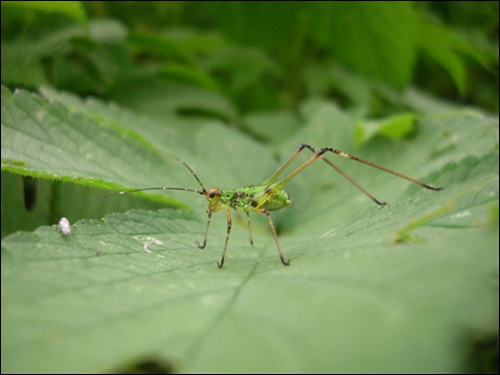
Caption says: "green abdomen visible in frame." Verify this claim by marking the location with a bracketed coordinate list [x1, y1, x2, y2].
[220, 185, 291, 212]
[261, 189, 291, 211]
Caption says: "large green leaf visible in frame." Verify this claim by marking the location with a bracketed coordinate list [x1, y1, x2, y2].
[1, 86, 197, 203]
[1, 87, 498, 372]
[312, 2, 418, 88]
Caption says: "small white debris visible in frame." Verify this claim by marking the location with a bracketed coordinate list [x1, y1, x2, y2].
[133, 236, 163, 254]
[58, 217, 71, 235]
[143, 237, 163, 254]
[451, 210, 471, 219]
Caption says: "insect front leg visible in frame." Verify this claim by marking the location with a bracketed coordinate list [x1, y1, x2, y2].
[197, 209, 213, 249]
[217, 208, 233, 268]
[261, 209, 290, 266]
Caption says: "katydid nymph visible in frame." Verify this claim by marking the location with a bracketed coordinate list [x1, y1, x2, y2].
[56, 144, 444, 268]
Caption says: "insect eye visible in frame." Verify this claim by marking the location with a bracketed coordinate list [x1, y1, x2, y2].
[208, 189, 219, 198]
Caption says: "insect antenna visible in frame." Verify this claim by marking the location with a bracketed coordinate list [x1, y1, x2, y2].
[28, 156, 207, 226]
[166, 154, 208, 194]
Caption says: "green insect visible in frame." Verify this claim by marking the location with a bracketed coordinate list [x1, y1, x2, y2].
[90, 144, 443, 268]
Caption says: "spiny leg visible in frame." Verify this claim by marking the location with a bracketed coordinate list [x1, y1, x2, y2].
[246, 211, 254, 246]
[263, 145, 338, 201]
[266, 143, 443, 207]
[262, 143, 313, 187]
[319, 147, 443, 190]
[197, 210, 213, 249]
[303, 145, 390, 206]
[217, 208, 233, 268]
[261, 209, 290, 266]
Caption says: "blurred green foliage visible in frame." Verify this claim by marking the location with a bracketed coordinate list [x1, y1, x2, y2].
[2, 1, 498, 131]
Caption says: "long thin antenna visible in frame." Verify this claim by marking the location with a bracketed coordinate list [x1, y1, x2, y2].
[91, 186, 204, 205]
[37, 186, 203, 223]
[164, 154, 207, 193]
[30, 156, 207, 224]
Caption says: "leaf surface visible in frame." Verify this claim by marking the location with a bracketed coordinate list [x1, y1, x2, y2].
[1, 87, 498, 373]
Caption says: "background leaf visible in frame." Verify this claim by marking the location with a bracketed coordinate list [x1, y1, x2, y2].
[2, 1, 87, 25]
[312, 2, 418, 88]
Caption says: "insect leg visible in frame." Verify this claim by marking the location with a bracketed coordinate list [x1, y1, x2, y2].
[262, 144, 315, 187]
[246, 211, 254, 246]
[261, 209, 290, 266]
[320, 147, 444, 191]
[269, 144, 443, 207]
[217, 208, 233, 268]
[197, 210, 213, 249]
[307, 145, 390, 206]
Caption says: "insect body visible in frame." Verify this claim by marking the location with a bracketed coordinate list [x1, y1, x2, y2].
[192, 144, 443, 267]
[59, 144, 444, 267]
[198, 184, 292, 268]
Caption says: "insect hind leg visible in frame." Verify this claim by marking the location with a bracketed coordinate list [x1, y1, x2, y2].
[312, 146, 389, 206]
[197, 210, 213, 249]
[268, 144, 389, 206]
[301, 144, 442, 206]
